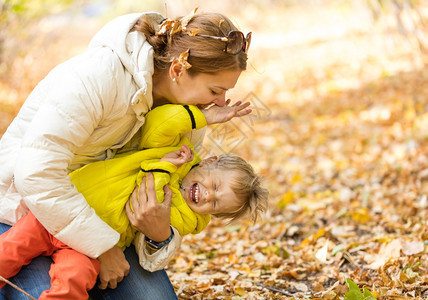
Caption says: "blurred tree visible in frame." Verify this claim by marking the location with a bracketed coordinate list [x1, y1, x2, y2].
[365, 0, 427, 53]
[1, 0, 78, 25]
[0, 0, 83, 74]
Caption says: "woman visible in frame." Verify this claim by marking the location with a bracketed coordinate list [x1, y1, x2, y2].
[0, 10, 251, 299]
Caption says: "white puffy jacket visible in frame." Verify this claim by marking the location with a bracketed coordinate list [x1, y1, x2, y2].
[0, 13, 204, 270]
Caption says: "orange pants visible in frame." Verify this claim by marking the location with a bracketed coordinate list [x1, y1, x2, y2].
[0, 212, 100, 299]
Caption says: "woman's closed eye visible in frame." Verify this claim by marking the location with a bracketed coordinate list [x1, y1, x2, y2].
[210, 89, 220, 95]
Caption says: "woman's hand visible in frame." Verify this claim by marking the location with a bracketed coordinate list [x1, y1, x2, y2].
[97, 245, 130, 289]
[200, 100, 252, 125]
[126, 172, 172, 242]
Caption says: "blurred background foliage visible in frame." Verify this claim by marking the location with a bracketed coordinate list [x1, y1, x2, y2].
[0, 0, 425, 132]
[1, 1, 428, 297]
[0, 0, 427, 135]
[0, 0, 427, 138]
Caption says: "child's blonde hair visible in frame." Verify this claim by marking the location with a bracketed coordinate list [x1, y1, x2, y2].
[211, 153, 268, 223]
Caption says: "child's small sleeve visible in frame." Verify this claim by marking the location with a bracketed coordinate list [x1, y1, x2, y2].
[139, 105, 207, 149]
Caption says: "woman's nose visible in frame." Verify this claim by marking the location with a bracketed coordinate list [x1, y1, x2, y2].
[213, 95, 226, 107]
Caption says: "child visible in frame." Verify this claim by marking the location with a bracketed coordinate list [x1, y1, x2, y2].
[0, 104, 268, 299]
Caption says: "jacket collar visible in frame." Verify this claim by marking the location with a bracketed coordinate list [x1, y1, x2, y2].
[89, 12, 166, 120]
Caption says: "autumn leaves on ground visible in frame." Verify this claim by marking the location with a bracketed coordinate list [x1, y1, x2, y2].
[1, 1, 428, 299]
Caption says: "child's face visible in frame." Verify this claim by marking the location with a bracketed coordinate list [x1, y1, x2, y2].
[180, 158, 242, 215]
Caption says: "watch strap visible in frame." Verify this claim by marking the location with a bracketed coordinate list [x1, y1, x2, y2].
[144, 226, 174, 249]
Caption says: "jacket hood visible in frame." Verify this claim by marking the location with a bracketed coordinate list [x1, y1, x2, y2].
[88, 12, 165, 115]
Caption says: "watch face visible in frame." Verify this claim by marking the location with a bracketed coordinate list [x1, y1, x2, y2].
[147, 241, 161, 249]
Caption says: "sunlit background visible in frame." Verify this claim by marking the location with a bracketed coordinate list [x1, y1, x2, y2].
[1, 0, 428, 298]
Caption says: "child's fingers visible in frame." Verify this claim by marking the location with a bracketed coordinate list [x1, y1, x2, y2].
[237, 108, 252, 117]
[98, 280, 108, 290]
[237, 101, 250, 109]
[181, 145, 191, 155]
[185, 147, 193, 161]
[231, 100, 242, 107]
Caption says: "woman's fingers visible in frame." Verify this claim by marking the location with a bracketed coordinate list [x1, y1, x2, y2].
[126, 178, 148, 225]
[163, 185, 172, 207]
[145, 173, 156, 203]
[125, 200, 135, 223]
[138, 175, 148, 202]
[125, 186, 138, 220]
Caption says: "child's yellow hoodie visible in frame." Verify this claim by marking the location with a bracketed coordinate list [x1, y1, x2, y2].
[69, 105, 211, 249]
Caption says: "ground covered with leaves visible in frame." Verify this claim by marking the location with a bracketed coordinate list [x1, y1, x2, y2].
[165, 2, 428, 299]
[1, 1, 428, 299]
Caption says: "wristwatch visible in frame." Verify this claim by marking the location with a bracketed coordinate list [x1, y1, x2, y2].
[144, 226, 174, 250]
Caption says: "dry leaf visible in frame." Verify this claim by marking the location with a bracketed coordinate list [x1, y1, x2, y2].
[178, 49, 192, 69]
[183, 28, 199, 37]
[316, 240, 333, 264]
[180, 7, 198, 31]
[401, 240, 425, 256]
[367, 239, 402, 269]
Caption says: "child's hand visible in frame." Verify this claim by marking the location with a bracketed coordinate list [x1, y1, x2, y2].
[200, 100, 252, 125]
[161, 144, 194, 167]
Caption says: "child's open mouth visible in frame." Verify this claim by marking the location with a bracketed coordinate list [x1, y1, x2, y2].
[189, 183, 200, 204]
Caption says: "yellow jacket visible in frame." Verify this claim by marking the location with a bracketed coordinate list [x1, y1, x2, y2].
[69, 105, 211, 249]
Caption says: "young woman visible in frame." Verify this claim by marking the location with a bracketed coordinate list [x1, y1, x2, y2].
[0, 10, 251, 299]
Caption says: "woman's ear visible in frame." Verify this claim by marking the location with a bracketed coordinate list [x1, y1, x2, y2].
[169, 58, 184, 82]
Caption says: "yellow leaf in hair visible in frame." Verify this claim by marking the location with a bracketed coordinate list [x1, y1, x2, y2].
[181, 7, 198, 30]
[219, 19, 225, 27]
[157, 20, 174, 35]
[184, 28, 199, 37]
[170, 21, 182, 35]
[178, 49, 192, 69]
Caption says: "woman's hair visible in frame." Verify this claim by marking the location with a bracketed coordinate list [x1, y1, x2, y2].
[134, 12, 248, 75]
[211, 153, 269, 223]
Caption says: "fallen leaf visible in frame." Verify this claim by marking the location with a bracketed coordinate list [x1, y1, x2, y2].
[402, 240, 425, 256]
[367, 239, 401, 269]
